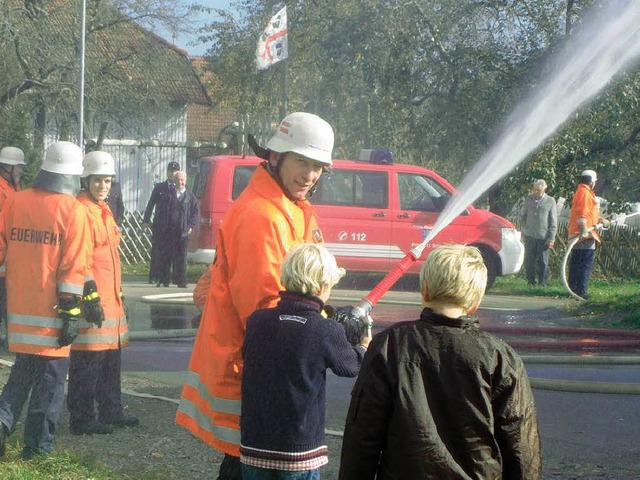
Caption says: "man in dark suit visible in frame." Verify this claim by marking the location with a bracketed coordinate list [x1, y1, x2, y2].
[157, 170, 199, 287]
[142, 161, 181, 285]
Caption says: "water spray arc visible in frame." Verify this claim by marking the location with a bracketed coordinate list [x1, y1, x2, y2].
[355, 2, 640, 317]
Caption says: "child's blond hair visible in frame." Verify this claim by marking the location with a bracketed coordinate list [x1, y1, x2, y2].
[281, 243, 345, 296]
[419, 244, 487, 312]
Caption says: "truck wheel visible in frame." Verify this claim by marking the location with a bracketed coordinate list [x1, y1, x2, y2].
[476, 246, 499, 292]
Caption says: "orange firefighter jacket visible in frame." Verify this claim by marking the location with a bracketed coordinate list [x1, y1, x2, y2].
[192, 264, 212, 311]
[0, 175, 19, 213]
[0, 175, 19, 278]
[72, 191, 128, 351]
[0, 188, 90, 357]
[568, 183, 601, 243]
[176, 164, 323, 456]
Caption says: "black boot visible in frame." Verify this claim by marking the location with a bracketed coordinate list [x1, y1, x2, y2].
[70, 420, 114, 435]
[103, 413, 140, 428]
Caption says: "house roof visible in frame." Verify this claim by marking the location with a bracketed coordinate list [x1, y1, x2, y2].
[188, 57, 238, 142]
[89, 23, 212, 106]
[5, 0, 211, 106]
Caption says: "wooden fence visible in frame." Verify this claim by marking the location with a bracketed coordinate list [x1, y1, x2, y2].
[118, 211, 152, 265]
[513, 220, 640, 280]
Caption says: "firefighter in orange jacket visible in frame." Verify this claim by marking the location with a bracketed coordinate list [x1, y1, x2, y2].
[567, 169, 609, 300]
[67, 151, 139, 436]
[176, 112, 334, 480]
[0, 146, 25, 211]
[0, 146, 26, 340]
[0, 141, 92, 460]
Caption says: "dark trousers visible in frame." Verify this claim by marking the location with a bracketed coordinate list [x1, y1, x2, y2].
[68, 349, 123, 426]
[157, 231, 188, 286]
[524, 236, 550, 286]
[218, 454, 243, 480]
[0, 353, 69, 453]
[149, 235, 160, 282]
[568, 248, 595, 298]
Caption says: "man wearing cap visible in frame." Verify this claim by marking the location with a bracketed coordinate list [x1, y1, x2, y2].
[0, 146, 27, 341]
[567, 169, 609, 300]
[176, 112, 334, 480]
[143, 161, 181, 285]
[0, 141, 91, 459]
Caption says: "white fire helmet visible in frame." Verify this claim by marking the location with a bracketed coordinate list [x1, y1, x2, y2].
[41, 142, 84, 175]
[82, 151, 116, 178]
[266, 112, 334, 166]
[581, 169, 598, 182]
[0, 146, 26, 166]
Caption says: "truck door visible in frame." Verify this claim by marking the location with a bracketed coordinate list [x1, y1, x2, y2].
[391, 172, 467, 273]
[312, 169, 392, 273]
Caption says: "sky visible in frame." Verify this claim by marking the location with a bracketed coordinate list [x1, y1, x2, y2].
[156, 0, 235, 57]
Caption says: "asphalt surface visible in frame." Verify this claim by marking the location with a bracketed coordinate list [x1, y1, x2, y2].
[2, 278, 639, 478]
[116, 278, 640, 478]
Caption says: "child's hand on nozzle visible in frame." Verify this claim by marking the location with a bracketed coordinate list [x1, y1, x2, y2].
[359, 315, 373, 348]
[359, 335, 372, 349]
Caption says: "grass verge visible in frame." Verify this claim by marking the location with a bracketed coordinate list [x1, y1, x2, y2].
[0, 442, 119, 480]
[122, 262, 208, 283]
[492, 276, 640, 328]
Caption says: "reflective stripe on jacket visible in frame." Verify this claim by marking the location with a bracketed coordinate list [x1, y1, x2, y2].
[176, 164, 323, 456]
[0, 188, 90, 357]
[568, 183, 600, 242]
[72, 191, 128, 351]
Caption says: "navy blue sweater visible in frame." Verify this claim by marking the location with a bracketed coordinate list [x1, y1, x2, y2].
[240, 291, 366, 461]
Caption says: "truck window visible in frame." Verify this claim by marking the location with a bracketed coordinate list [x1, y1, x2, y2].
[398, 173, 451, 211]
[232, 166, 257, 199]
[313, 171, 388, 208]
[194, 162, 212, 199]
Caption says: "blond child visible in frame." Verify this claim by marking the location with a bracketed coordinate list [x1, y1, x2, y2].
[339, 244, 542, 480]
[240, 243, 371, 480]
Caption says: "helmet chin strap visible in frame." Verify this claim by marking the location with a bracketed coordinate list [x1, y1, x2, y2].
[265, 154, 322, 201]
[0, 165, 14, 186]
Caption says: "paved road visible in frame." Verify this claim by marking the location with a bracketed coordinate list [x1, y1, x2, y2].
[120, 280, 640, 478]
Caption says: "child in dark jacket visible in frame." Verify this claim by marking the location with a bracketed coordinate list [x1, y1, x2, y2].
[339, 244, 542, 480]
[240, 243, 371, 480]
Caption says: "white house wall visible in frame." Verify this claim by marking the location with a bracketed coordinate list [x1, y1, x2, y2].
[44, 104, 189, 213]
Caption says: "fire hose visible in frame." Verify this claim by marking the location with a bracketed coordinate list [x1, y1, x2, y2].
[351, 238, 431, 334]
[561, 223, 609, 301]
[561, 236, 586, 302]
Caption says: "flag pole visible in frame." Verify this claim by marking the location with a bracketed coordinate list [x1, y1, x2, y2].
[280, 59, 288, 119]
[79, 0, 87, 149]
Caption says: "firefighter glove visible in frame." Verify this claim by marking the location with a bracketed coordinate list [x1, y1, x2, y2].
[328, 305, 373, 346]
[57, 296, 82, 347]
[82, 281, 105, 328]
